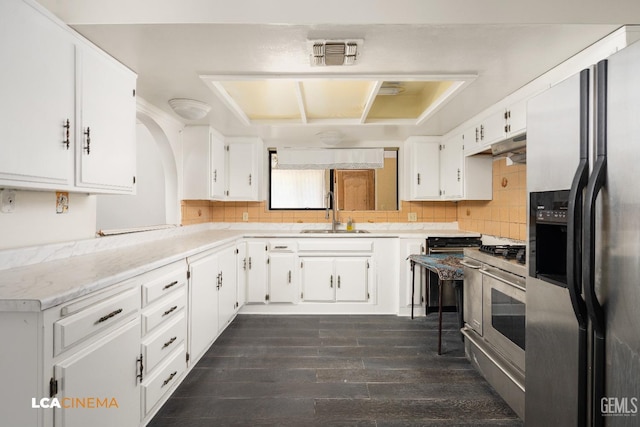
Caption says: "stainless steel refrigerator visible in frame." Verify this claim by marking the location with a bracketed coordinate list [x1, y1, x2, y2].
[526, 40, 640, 426]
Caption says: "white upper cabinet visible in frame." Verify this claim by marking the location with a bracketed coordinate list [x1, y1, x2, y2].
[439, 135, 464, 199]
[0, 0, 75, 189]
[505, 98, 527, 137]
[0, 0, 137, 194]
[210, 134, 226, 199]
[75, 46, 137, 193]
[226, 138, 261, 201]
[183, 128, 263, 201]
[405, 137, 440, 200]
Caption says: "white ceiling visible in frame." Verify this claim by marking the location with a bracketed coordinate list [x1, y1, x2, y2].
[36, 0, 640, 144]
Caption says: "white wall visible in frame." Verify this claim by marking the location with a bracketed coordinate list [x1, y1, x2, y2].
[0, 191, 96, 250]
[96, 124, 167, 231]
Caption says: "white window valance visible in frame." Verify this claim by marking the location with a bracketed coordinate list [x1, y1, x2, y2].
[276, 148, 384, 170]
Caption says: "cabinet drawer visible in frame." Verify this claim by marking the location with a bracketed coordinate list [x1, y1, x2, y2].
[54, 287, 140, 356]
[142, 343, 186, 415]
[298, 240, 373, 253]
[142, 311, 186, 376]
[142, 287, 186, 336]
[142, 263, 187, 307]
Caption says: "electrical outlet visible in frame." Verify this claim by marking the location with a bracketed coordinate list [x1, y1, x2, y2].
[1, 190, 16, 213]
[408, 212, 417, 222]
[242, 212, 249, 221]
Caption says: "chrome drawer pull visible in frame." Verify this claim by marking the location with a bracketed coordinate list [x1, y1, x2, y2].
[162, 336, 177, 349]
[162, 281, 178, 291]
[162, 371, 177, 388]
[162, 305, 178, 317]
[95, 308, 123, 324]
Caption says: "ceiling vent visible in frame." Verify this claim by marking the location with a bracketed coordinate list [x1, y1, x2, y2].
[310, 40, 361, 66]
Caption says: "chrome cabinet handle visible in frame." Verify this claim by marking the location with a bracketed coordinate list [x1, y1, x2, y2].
[84, 127, 91, 154]
[337, 275, 341, 288]
[136, 354, 144, 383]
[162, 371, 177, 388]
[63, 119, 70, 149]
[162, 281, 178, 291]
[213, 169, 217, 183]
[249, 174, 252, 185]
[288, 270, 291, 283]
[417, 173, 421, 185]
[95, 308, 122, 324]
[162, 305, 178, 317]
[162, 336, 177, 349]
[330, 275, 333, 288]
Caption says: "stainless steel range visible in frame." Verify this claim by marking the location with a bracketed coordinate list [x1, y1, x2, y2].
[461, 246, 527, 420]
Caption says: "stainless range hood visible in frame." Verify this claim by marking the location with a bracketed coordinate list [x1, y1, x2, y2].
[491, 133, 527, 164]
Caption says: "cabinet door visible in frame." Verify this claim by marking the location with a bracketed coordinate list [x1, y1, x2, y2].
[0, 0, 75, 188]
[218, 246, 237, 329]
[246, 242, 268, 303]
[236, 242, 247, 308]
[54, 318, 140, 427]
[269, 254, 297, 303]
[401, 239, 425, 307]
[410, 141, 440, 199]
[335, 258, 369, 302]
[479, 110, 507, 146]
[210, 134, 226, 199]
[439, 136, 464, 198]
[76, 46, 136, 193]
[507, 98, 527, 137]
[188, 253, 219, 360]
[226, 141, 258, 200]
[301, 258, 334, 302]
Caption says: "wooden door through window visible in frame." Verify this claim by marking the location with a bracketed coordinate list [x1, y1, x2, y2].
[336, 170, 375, 211]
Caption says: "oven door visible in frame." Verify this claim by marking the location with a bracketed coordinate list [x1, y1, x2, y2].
[481, 266, 526, 372]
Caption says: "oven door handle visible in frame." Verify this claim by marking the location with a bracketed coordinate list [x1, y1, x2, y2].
[428, 247, 463, 254]
[460, 260, 482, 269]
[479, 268, 525, 292]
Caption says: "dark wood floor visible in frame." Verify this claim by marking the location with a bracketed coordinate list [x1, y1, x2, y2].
[149, 313, 523, 426]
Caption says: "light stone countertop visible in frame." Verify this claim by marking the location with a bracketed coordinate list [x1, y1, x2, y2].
[0, 224, 481, 312]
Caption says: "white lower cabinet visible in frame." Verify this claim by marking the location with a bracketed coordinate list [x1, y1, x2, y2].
[187, 244, 238, 363]
[188, 251, 220, 362]
[300, 257, 335, 302]
[245, 241, 268, 303]
[400, 239, 425, 310]
[53, 317, 141, 427]
[335, 258, 369, 302]
[268, 253, 298, 303]
[300, 257, 370, 302]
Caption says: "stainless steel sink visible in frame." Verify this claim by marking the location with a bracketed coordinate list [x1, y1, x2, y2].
[300, 229, 370, 234]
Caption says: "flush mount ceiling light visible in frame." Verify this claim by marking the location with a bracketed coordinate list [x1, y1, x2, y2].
[310, 39, 362, 66]
[377, 82, 406, 96]
[168, 98, 211, 120]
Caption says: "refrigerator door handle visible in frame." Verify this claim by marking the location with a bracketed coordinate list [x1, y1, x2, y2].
[583, 59, 608, 427]
[565, 69, 591, 427]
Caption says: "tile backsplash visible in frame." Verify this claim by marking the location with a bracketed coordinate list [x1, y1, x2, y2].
[181, 200, 458, 226]
[182, 158, 526, 241]
[457, 158, 527, 241]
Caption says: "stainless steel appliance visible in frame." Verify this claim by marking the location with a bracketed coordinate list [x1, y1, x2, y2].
[461, 247, 527, 419]
[526, 40, 640, 426]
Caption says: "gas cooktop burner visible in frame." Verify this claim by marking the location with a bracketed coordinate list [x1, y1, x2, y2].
[479, 245, 527, 264]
